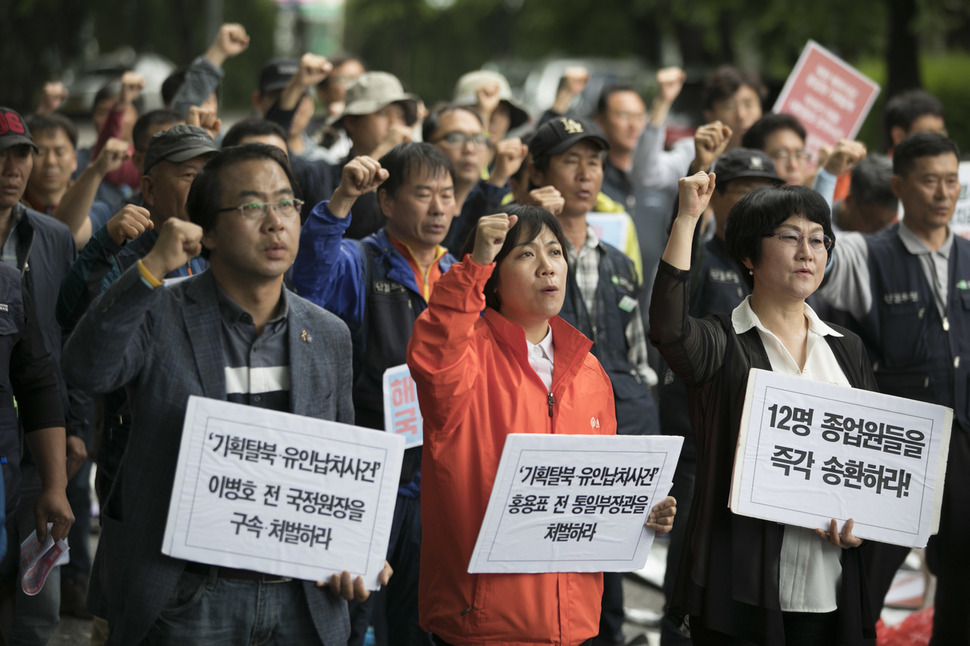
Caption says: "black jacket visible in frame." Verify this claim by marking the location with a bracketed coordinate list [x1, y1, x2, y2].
[649, 260, 879, 645]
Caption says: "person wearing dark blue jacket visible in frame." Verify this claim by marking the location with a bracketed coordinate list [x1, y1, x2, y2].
[293, 142, 456, 646]
[815, 133, 969, 645]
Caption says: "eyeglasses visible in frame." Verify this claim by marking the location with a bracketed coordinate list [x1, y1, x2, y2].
[769, 149, 811, 165]
[434, 132, 489, 148]
[216, 198, 305, 221]
[608, 111, 647, 123]
[765, 231, 833, 252]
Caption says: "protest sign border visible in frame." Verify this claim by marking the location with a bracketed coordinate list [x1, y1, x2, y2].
[732, 369, 951, 547]
[163, 396, 404, 585]
[772, 39, 881, 144]
[469, 433, 682, 574]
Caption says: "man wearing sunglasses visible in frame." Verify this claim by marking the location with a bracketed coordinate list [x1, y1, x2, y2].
[63, 143, 380, 644]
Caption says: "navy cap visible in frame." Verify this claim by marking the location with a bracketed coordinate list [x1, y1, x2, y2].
[529, 116, 609, 159]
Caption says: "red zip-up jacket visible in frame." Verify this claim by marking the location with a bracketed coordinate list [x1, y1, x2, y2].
[408, 257, 616, 646]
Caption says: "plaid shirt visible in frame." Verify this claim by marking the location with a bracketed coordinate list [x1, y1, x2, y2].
[564, 225, 656, 386]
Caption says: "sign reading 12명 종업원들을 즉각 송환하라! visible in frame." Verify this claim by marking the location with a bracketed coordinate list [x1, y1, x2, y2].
[468, 434, 682, 574]
[731, 369, 951, 548]
[162, 396, 404, 588]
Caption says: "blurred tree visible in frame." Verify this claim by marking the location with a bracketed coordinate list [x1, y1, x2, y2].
[90, 0, 278, 109]
[0, 0, 89, 111]
[0, 0, 276, 115]
[344, 0, 967, 122]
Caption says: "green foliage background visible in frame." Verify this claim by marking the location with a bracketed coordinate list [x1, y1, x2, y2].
[2, 0, 968, 149]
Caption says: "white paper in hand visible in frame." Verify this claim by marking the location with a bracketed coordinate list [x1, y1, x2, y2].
[20, 523, 69, 596]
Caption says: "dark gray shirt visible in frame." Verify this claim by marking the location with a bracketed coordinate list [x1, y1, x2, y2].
[216, 283, 291, 412]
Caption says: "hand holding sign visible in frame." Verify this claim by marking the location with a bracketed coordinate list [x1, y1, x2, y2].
[320, 560, 393, 601]
[815, 518, 863, 549]
[645, 495, 677, 535]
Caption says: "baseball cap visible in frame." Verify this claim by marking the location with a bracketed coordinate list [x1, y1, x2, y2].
[330, 72, 418, 127]
[711, 148, 784, 186]
[529, 116, 609, 159]
[143, 125, 217, 174]
[0, 107, 38, 153]
[453, 70, 530, 131]
[259, 58, 300, 95]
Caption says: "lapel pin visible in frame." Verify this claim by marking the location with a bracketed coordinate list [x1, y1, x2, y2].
[301, 329, 312, 343]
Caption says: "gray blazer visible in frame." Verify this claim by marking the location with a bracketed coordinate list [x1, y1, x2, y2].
[63, 267, 355, 645]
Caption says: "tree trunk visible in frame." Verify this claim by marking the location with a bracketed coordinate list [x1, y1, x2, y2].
[886, 0, 922, 99]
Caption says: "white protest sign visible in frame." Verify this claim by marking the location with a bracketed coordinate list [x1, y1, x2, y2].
[951, 161, 970, 240]
[732, 369, 951, 547]
[382, 364, 423, 448]
[162, 396, 404, 588]
[773, 40, 880, 160]
[587, 212, 633, 254]
[469, 434, 681, 574]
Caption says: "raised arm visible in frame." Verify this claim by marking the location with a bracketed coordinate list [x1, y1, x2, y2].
[55, 137, 129, 248]
[407, 213, 517, 434]
[170, 23, 250, 118]
[649, 172, 730, 388]
[291, 156, 387, 326]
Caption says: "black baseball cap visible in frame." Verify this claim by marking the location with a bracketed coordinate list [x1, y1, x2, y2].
[712, 148, 784, 186]
[0, 107, 38, 153]
[143, 125, 217, 174]
[529, 116, 609, 159]
[259, 58, 300, 95]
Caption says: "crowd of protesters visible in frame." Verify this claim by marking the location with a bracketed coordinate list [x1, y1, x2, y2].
[0, 18, 965, 646]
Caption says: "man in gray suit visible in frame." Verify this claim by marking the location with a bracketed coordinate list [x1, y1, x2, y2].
[63, 143, 387, 645]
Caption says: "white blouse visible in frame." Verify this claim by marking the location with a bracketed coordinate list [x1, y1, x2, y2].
[732, 297, 851, 613]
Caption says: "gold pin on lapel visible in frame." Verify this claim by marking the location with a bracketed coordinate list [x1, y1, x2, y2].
[301, 329, 312, 343]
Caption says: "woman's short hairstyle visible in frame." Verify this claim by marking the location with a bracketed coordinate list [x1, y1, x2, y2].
[460, 203, 566, 311]
[724, 184, 834, 289]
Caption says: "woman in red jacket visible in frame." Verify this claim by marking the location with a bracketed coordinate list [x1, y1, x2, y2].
[408, 204, 676, 646]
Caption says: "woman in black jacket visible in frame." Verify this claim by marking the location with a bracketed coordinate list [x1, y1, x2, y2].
[649, 172, 879, 646]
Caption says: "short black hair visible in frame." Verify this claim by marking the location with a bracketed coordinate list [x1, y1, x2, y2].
[724, 184, 834, 289]
[133, 109, 182, 153]
[849, 154, 896, 209]
[421, 104, 482, 143]
[24, 113, 77, 149]
[377, 142, 455, 200]
[162, 68, 222, 109]
[702, 65, 767, 112]
[186, 143, 301, 258]
[741, 113, 806, 152]
[884, 89, 944, 147]
[222, 118, 288, 149]
[892, 132, 960, 178]
[93, 79, 144, 115]
[460, 203, 566, 311]
[595, 84, 643, 117]
[161, 69, 186, 107]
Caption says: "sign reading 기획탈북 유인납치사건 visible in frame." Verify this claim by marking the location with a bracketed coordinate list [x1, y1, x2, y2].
[469, 433, 682, 574]
[162, 396, 404, 588]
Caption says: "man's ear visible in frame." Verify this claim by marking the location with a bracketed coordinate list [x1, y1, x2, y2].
[378, 188, 393, 220]
[742, 257, 754, 272]
[530, 165, 546, 188]
[890, 174, 903, 200]
[140, 174, 155, 208]
[890, 125, 907, 149]
[201, 229, 215, 254]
